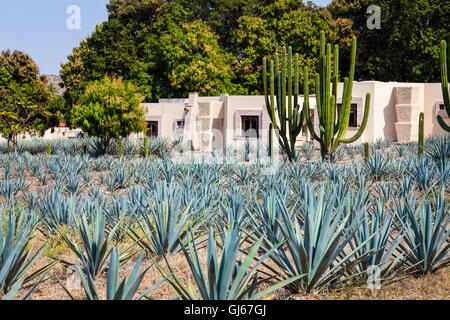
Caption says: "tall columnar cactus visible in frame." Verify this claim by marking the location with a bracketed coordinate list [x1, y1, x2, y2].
[144, 136, 149, 158]
[118, 138, 123, 157]
[263, 47, 305, 161]
[304, 32, 370, 161]
[268, 123, 273, 158]
[438, 38, 450, 132]
[364, 142, 370, 162]
[418, 112, 424, 156]
[47, 143, 51, 156]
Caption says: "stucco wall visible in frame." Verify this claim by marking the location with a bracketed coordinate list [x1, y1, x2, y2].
[425, 83, 450, 136]
[139, 82, 449, 147]
[12, 82, 446, 147]
[141, 102, 187, 139]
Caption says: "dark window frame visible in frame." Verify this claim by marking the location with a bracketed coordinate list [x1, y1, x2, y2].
[146, 121, 158, 137]
[241, 115, 259, 138]
[337, 103, 358, 128]
[176, 120, 185, 129]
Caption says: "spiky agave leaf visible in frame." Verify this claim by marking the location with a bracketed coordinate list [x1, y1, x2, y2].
[155, 225, 303, 300]
[395, 189, 450, 275]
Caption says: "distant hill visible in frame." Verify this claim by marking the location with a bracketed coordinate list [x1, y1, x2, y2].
[45, 74, 65, 96]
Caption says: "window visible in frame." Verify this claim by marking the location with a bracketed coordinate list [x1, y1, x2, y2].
[176, 120, 185, 129]
[337, 103, 358, 128]
[440, 104, 445, 110]
[146, 121, 158, 137]
[241, 115, 259, 138]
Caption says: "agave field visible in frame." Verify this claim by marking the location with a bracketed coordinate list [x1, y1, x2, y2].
[0, 135, 449, 300]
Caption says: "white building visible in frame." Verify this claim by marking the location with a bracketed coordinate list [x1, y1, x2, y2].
[134, 81, 449, 152]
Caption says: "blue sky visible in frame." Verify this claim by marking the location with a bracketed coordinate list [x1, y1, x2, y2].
[0, 0, 332, 75]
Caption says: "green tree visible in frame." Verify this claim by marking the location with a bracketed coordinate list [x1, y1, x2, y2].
[71, 77, 146, 151]
[234, 0, 353, 94]
[328, 0, 450, 82]
[60, 20, 145, 108]
[0, 50, 56, 152]
[147, 19, 241, 98]
[174, 0, 255, 51]
[60, 1, 353, 105]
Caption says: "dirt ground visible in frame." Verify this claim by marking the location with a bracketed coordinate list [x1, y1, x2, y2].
[10, 231, 450, 301]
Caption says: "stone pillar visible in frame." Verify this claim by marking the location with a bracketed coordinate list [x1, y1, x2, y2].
[183, 92, 198, 150]
[197, 102, 213, 152]
[394, 87, 420, 142]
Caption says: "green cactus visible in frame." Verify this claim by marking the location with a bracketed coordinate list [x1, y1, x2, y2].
[364, 142, 369, 161]
[7, 140, 10, 153]
[438, 38, 450, 132]
[263, 47, 305, 161]
[144, 136, 148, 158]
[304, 32, 370, 161]
[419, 112, 424, 156]
[47, 143, 51, 155]
[118, 138, 123, 157]
[268, 123, 273, 159]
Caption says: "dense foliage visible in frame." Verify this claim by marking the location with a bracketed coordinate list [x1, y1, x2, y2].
[71, 77, 146, 151]
[328, 0, 450, 82]
[0, 50, 60, 151]
[60, 0, 354, 107]
[60, 0, 449, 112]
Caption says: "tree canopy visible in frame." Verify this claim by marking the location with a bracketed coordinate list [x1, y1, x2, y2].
[0, 50, 60, 151]
[328, 0, 450, 82]
[59, 0, 449, 115]
[60, 0, 354, 107]
[71, 77, 146, 148]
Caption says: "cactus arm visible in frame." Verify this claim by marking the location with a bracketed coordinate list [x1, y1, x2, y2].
[332, 45, 339, 132]
[418, 112, 424, 156]
[335, 36, 357, 141]
[333, 78, 351, 143]
[315, 73, 322, 128]
[332, 45, 339, 103]
[292, 53, 304, 138]
[303, 67, 320, 141]
[334, 78, 349, 135]
[321, 55, 327, 127]
[320, 31, 326, 60]
[346, 36, 357, 104]
[263, 58, 279, 132]
[325, 44, 333, 149]
[282, 48, 287, 114]
[336, 92, 371, 146]
[288, 47, 293, 121]
[288, 50, 301, 157]
[438, 39, 450, 132]
[268, 123, 273, 158]
[269, 62, 278, 130]
[281, 49, 287, 135]
[437, 115, 450, 131]
[441, 40, 450, 113]
[274, 54, 279, 79]
[263, 57, 272, 120]
[333, 37, 356, 143]
[276, 72, 286, 136]
[293, 53, 299, 114]
[328, 95, 336, 149]
[364, 142, 369, 161]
